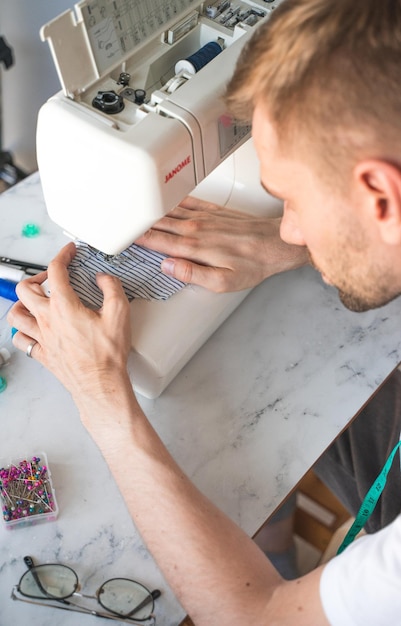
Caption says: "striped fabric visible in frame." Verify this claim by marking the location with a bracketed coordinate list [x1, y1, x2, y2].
[68, 241, 186, 308]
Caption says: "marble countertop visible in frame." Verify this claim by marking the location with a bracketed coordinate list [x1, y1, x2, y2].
[1, 173, 401, 625]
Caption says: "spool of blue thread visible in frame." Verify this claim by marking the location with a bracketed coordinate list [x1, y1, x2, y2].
[0, 278, 18, 302]
[175, 41, 223, 75]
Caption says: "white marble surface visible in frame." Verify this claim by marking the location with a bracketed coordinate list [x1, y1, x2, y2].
[1, 173, 401, 625]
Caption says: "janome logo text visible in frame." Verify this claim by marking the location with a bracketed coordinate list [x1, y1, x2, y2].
[165, 155, 191, 183]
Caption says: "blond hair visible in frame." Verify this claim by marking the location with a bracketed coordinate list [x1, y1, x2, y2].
[226, 0, 401, 188]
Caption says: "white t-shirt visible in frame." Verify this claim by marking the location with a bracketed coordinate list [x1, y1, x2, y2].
[320, 509, 401, 624]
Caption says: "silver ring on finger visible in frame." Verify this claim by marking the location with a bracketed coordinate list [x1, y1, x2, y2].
[26, 340, 38, 358]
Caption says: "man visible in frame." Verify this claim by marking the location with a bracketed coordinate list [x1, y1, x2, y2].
[135, 0, 401, 578]
[8, 0, 401, 623]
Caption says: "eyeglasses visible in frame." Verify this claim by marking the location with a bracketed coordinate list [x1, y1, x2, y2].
[11, 556, 161, 624]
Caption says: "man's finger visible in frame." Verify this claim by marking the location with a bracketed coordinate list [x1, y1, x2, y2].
[161, 258, 232, 292]
[46, 242, 77, 289]
[96, 273, 130, 317]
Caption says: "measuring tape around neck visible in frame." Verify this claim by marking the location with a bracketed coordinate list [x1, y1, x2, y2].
[337, 440, 401, 555]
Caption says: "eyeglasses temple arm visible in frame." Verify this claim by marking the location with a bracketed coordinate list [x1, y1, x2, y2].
[126, 588, 161, 617]
[11, 587, 155, 624]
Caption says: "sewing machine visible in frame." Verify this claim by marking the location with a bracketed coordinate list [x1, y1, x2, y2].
[37, 0, 284, 398]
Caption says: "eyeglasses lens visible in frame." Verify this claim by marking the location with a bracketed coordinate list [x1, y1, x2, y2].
[98, 578, 154, 619]
[19, 564, 78, 600]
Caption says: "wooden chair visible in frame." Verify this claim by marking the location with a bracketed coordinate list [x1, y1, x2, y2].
[294, 469, 350, 554]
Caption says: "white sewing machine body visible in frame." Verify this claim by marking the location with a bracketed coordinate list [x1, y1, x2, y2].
[37, 0, 284, 398]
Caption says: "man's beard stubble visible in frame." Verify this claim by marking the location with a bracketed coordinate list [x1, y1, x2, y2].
[307, 249, 399, 313]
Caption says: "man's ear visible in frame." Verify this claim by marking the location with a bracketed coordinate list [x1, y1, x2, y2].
[354, 160, 401, 245]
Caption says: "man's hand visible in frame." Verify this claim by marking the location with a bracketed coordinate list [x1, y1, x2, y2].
[137, 196, 309, 292]
[7, 242, 132, 409]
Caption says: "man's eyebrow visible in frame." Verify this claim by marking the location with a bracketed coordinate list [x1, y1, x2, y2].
[260, 181, 283, 200]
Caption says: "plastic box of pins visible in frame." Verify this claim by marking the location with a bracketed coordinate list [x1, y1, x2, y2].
[0, 452, 59, 529]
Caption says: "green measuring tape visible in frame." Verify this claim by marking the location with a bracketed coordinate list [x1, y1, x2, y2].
[337, 440, 401, 555]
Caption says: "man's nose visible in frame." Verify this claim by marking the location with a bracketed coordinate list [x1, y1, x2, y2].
[280, 204, 306, 246]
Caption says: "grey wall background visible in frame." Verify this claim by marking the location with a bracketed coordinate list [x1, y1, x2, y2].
[1, 1, 74, 173]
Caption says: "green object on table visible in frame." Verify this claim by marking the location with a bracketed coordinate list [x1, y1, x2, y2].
[22, 223, 40, 237]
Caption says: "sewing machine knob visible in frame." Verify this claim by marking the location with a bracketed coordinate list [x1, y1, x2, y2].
[117, 72, 130, 86]
[92, 90, 125, 114]
[134, 89, 146, 105]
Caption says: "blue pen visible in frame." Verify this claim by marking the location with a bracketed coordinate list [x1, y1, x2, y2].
[0, 278, 18, 302]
